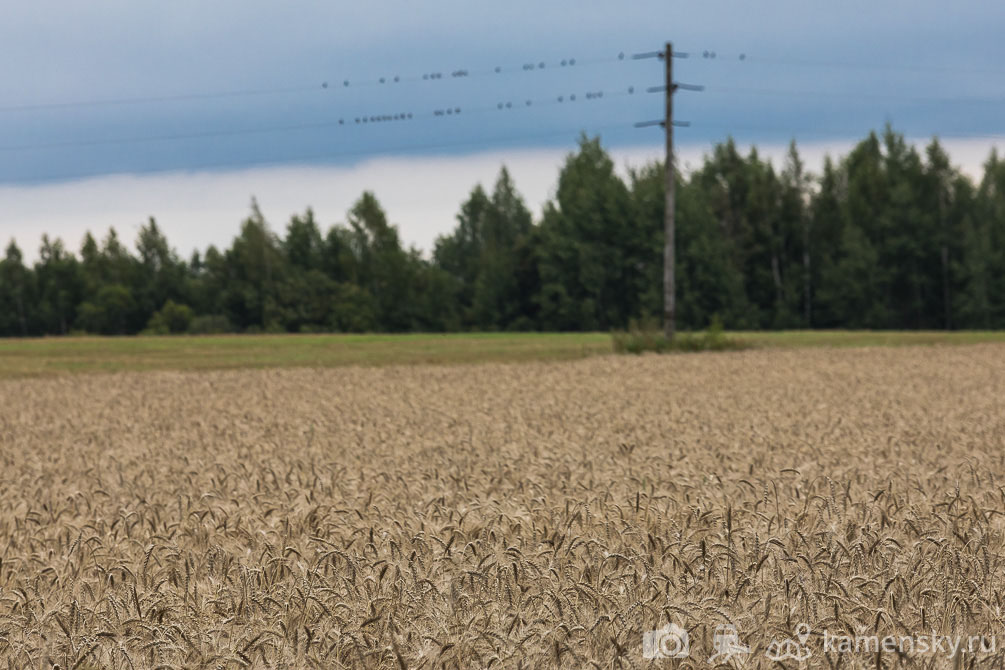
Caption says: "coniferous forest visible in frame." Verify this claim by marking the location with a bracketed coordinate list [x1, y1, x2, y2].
[2, 126, 1004, 336]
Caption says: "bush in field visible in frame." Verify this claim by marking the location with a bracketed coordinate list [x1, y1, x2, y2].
[612, 315, 747, 353]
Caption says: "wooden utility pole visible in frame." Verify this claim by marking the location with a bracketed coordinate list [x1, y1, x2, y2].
[663, 42, 676, 341]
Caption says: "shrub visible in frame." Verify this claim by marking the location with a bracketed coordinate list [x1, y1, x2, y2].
[612, 315, 748, 354]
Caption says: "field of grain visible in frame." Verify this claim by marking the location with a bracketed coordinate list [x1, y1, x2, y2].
[2, 345, 1005, 668]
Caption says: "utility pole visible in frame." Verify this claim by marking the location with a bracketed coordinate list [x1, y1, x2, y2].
[636, 44, 700, 339]
[663, 42, 676, 341]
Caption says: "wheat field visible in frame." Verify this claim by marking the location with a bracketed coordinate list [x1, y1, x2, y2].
[2, 345, 1005, 668]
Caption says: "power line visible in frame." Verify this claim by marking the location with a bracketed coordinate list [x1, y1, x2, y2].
[6, 41, 1005, 185]
[0, 51, 640, 114]
[0, 85, 325, 114]
[15, 76, 996, 157]
[4, 45, 999, 116]
[679, 48, 1005, 78]
[0, 85, 642, 153]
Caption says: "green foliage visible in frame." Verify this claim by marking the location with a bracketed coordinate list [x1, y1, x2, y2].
[435, 167, 535, 330]
[144, 300, 195, 335]
[327, 282, 377, 333]
[536, 136, 636, 330]
[612, 315, 747, 354]
[0, 241, 31, 336]
[77, 284, 137, 335]
[611, 317, 670, 354]
[3, 127, 1005, 337]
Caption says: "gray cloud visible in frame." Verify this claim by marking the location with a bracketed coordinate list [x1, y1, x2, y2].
[0, 0, 1002, 185]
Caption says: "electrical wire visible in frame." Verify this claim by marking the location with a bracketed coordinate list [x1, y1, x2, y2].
[4, 43, 1004, 183]
[0, 51, 640, 114]
[0, 86, 642, 153]
[678, 48, 1005, 78]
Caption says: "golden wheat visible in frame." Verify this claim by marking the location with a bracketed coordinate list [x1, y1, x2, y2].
[1, 345, 1004, 668]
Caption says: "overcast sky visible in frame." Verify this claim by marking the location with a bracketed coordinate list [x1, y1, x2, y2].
[2, 1, 1004, 259]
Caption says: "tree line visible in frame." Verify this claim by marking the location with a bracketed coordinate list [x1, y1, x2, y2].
[2, 125, 1004, 336]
